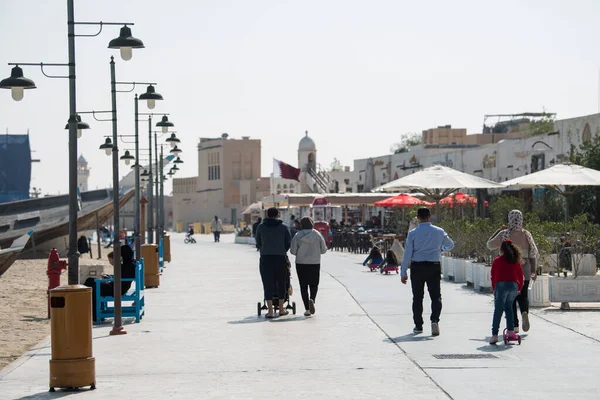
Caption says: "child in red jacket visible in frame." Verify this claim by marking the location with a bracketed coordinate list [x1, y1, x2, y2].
[490, 240, 524, 344]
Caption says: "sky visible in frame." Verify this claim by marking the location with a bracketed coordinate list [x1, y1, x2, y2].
[1, 0, 600, 196]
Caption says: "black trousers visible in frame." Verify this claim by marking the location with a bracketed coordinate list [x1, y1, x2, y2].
[213, 231, 221, 242]
[259, 255, 288, 301]
[296, 264, 320, 310]
[410, 262, 442, 327]
[513, 280, 530, 326]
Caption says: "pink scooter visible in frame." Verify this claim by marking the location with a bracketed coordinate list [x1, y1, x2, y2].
[503, 328, 522, 345]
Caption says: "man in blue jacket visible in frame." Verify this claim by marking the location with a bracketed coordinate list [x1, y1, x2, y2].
[401, 207, 454, 336]
[255, 207, 292, 318]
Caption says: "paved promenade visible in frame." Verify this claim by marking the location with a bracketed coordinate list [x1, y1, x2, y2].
[1, 233, 599, 399]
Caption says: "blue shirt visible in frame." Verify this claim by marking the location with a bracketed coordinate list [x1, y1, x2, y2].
[401, 222, 454, 277]
[363, 255, 384, 266]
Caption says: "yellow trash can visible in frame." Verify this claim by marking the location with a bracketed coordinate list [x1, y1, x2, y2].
[163, 234, 171, 263]
[49, 285, 95, 391]
[142, 244, 160, 288]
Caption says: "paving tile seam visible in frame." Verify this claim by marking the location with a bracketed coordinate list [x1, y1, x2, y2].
[83, 366, 401, 378]
[324, 271, 454, 400]
[423, 366, 515, 370]
[530, 310, 600, 344]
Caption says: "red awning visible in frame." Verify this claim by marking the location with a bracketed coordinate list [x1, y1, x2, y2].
[374, 193, 432, 208]
[439, 192, 488, 208]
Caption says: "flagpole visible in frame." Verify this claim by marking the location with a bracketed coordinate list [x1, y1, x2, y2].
[271, 172, 275, 206]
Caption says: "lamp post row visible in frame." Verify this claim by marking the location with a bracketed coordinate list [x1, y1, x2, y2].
[0, 11, 183, 335]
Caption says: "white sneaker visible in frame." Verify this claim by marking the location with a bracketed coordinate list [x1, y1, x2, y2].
[522, 312, 530, 332]
[489, 335, 499, 345]
[304, 310, 311, 317]
[431, 322, 440, 336]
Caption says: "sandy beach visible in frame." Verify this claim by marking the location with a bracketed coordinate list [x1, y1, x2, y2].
[0, 256, 112, 370]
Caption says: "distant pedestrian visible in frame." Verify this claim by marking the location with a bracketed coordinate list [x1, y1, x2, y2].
[401, 207, 454, 336]
[252, 217, 262, 252]
[255, 207, 292, 318]
[211, 216, 223, 242]
[489, 240, 524, 344]
[252, 217, 262, 238]
[487, 210, 539, 333]
[290, 217, 327, 316]
[408, 216, 419, 233]
[291, 219, 301, 238]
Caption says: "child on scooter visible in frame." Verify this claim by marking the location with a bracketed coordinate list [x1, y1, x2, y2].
[363, 246, 384, 267]
[379, 250, 399, 272]
[490, 240, 524, 344]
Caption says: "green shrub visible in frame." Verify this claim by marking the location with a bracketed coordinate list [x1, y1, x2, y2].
[489, 195, 526, 223]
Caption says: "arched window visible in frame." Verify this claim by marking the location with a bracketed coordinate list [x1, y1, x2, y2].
[307, 153, 316, 170]
[583, 123, 592, 143]
[283, 184, 288, 189]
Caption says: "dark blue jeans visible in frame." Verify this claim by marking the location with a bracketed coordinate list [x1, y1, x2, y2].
[492, 281, 518, 335]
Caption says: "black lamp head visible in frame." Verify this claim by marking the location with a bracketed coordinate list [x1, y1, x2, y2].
[108, 25, 145, 61]
[0, 65, 37, 101]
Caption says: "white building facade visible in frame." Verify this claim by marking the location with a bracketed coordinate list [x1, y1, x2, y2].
[353, 113, 600, 191]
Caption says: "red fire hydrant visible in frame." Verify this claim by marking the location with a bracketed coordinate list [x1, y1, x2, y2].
[47, 248, 67, 318]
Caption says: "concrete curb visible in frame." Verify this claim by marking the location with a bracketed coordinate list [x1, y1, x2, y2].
[0, 336, 51, 380]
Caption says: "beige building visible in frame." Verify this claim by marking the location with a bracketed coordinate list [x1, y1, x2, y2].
[173, 134, 261, 227]
[422, 123, 534, 147]
[422, 126, 467, 146]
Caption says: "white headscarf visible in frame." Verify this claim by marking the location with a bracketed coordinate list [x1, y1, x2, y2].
[502, 210, 539, 259]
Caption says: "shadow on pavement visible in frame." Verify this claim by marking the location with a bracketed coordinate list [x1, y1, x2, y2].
[228, 316, 269, 325]
[385, 334, 434, 343]
[476, 344, 512, 352]
[457, 285, 492, 296]
[268, 316, 306, 323]
[15, 389, 87, 399]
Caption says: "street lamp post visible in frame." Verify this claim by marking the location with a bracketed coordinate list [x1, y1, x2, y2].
[1, 18, 142, 286]
[148, 143, 182, 235]
[107, 64, 159, 335]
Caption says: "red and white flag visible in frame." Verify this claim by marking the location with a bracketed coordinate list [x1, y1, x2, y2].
[273, 158, 300, 182]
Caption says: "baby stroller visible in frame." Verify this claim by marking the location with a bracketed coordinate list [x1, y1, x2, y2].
[257, 262, 297, 316]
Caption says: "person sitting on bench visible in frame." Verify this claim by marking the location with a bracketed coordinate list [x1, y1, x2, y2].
[84, 244, 136, 321]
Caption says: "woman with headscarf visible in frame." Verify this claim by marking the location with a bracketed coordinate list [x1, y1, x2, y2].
[487, 210, 539, 333]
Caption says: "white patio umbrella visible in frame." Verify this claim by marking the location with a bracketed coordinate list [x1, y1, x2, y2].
[373, 165, 504, 216]
[503, 163, 600, 221]
[241, 201, 263, 215]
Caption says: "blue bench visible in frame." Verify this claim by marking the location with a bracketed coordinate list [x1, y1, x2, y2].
[159, 236, 164, 273]
[94, 259, 145, 324]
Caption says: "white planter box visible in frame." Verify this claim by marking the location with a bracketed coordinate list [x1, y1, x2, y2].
[452, 259, 467, 284]
[474, 264, 492, 292]
[529, 275, 551, 307]
[441, 256, 448, 278]
[234, 236, 256, 245]
[549, 276, 600, 303]
[575, 254, 597, 277]
[443, 257, 453, 281]
[466, 262, 476, 286]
